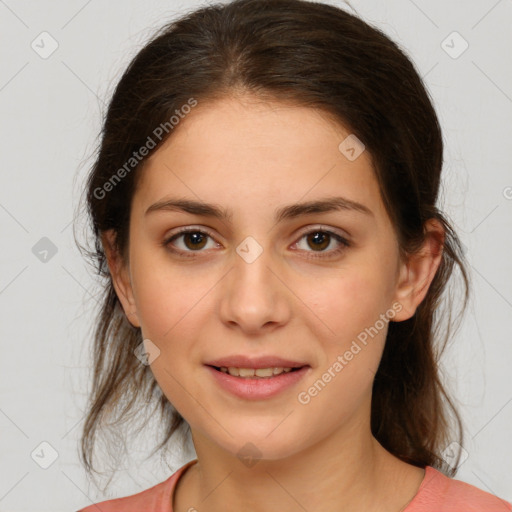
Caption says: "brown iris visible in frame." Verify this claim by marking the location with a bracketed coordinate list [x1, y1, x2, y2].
[183, 232, 208, 250]
[306, 231, 330, 251]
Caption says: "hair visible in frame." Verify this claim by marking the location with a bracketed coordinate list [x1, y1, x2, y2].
[76, 0, 471, 487]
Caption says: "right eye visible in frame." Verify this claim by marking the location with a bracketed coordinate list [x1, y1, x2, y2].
[162, 227, 220, 257]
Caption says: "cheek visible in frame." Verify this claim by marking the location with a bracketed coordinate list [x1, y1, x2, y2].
[129, 258, 208, 414]
[295, 272, 391, 427]
[296, 264, 395, 403]
[129, 249, 204, 339]
[300, 266, 391, 340]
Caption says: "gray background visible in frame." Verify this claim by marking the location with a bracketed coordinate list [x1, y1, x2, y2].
[0, 0, 511, 510]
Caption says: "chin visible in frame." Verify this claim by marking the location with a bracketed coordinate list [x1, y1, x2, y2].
[208, 427, 309, 465]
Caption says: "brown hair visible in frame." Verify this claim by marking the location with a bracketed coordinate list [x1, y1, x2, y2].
[76, 0, 470, 487]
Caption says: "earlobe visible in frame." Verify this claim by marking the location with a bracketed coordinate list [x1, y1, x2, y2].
[391, 219, 444, 322]
[101, 230, 141, 328]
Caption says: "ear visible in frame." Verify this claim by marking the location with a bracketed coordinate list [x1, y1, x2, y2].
[101, 229, 141, 328]
[391, 219, 445, 322]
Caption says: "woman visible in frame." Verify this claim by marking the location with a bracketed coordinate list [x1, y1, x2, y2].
[76, 0, 512, 510]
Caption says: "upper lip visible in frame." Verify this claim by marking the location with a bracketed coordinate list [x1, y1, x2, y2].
[205, 355, 309, 369]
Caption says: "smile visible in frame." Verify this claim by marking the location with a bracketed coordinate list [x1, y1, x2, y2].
[216, 366, 295, 378]
[206, 365, 310, 400]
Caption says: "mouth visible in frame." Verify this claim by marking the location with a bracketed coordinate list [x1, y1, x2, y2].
[208, 365, 307, 379]
[205, 363, 311, 400]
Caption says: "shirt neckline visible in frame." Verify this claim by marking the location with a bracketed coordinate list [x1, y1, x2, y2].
[169, 461, 437, 511]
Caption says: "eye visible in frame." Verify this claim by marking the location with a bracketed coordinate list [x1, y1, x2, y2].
[163, 227, 218, 257]
[292, 227, 350, 259]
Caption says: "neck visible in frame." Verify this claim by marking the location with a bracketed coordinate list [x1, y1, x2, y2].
[174, 410, 423, 512]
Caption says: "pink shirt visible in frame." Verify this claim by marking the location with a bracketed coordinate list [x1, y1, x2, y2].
[76, 459, 512, 511]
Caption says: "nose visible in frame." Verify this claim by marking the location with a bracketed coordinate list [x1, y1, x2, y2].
[219, 240, 291, 335]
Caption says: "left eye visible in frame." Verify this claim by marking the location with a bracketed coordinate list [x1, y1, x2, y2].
[293, 229, 350, 258]
[163, 227, 350, 258]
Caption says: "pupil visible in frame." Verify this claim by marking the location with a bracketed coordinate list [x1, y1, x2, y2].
[185, 232, 207, 250]
[308, 232, 329, 251]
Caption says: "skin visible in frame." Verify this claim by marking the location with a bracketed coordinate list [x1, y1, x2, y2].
[102, 94, 444, 512]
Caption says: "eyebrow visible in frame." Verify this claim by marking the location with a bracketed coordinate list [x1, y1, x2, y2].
[145, 195, 373, 222]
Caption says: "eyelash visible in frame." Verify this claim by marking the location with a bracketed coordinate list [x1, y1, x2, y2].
[162, 226, 351, 260]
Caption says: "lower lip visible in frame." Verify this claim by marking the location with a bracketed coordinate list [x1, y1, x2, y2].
[205, 365, 310, 400]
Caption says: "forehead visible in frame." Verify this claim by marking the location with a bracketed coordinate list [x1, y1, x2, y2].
[146, 95, 357, 170]
[135, 95, 387, 225]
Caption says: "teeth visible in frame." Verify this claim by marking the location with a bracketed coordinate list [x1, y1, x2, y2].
[219, 367, 295, 378]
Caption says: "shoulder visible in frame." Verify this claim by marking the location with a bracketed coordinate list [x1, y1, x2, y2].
[75, 459, 198, 512]
[407, 466, 512, 512]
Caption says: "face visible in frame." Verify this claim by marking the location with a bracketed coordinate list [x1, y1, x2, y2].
[106, 95, 437, 462]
